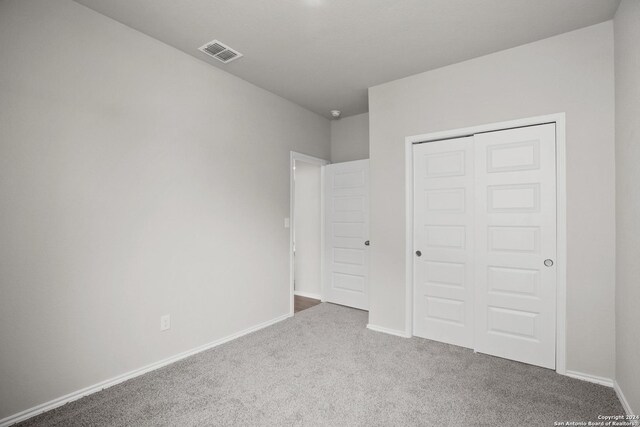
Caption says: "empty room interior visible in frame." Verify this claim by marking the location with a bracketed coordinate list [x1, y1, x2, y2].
[1, 0, 639, 425]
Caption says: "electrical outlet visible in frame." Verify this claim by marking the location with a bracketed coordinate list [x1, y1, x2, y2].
[284, 218, 290, 228]
[160, 314, 171, 331]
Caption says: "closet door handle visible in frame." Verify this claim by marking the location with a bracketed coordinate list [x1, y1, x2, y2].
[416, 250, 422, 257]
[364, 240, 370, 246]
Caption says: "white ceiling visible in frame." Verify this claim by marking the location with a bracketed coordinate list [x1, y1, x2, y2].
[74, 0, 620, 118]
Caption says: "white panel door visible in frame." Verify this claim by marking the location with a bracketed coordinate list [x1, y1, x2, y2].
[413, 137, 475, 348]
[474, 123, 557, 368]
[324, 160, 370, 310]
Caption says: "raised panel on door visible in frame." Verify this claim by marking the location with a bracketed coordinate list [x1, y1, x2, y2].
[324, 160, 370, 310]
[413, 137, 474, 348]
[474, 123, 557, 369]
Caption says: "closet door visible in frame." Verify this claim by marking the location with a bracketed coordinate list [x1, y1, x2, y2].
[413, 137, 475, 348]
[473, 124, 557, 369]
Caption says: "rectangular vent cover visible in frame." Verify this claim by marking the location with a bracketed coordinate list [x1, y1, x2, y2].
[198, 39, 243, 64]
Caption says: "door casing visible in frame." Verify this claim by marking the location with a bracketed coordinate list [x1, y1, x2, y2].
[404, 113, 567, 375]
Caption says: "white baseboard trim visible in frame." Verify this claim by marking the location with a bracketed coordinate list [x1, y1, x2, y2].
[293, 290, 322, 300]
[564, 370, 614, 388]
[614, 381, 636, 416]
[366, 324, 411, 338]
[0, 312, 292, 427]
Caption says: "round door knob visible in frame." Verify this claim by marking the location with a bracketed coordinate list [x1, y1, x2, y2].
[364, 240, 370, 246]
[544, 259, 554, 267]
[416, 250, 422, 257]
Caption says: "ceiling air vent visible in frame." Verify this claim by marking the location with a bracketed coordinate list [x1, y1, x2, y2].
[198, 39, 243, 64]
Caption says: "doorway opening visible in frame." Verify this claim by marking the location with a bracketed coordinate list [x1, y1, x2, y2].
[289, 152, 329, 315]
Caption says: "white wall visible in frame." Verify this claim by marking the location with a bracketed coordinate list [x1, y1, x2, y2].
[294, 161, 322, 298]
[330, 113, 369, 162]
[614, 0, 640, 414]
[368, 22, 615, 379]
[0, 0, 330, 420]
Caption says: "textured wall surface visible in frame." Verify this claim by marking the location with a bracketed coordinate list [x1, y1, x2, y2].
[369, 22, 615, 380]
[331, 113, 369, 163]
[0, 0, 329, 419]
[614, 0, 640, 415]
[294, 161, 322, 297]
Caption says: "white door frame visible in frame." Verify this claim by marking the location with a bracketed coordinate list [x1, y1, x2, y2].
[289, 151, 330, 316]
[404, 113, 567, 375]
